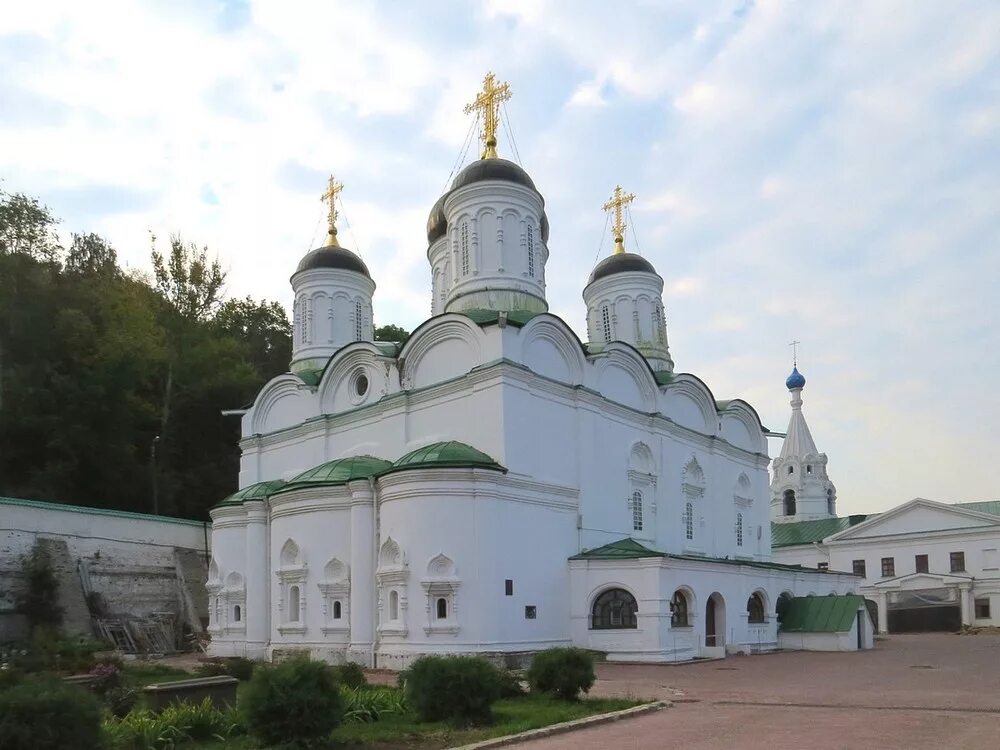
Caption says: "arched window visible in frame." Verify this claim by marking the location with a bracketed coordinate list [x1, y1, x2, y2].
[747, 592, 765, 624]
[333, 601, 342, 620]
[436, 597, 448, 620]
[601, 305, 611, 342]
[389, 590, 399, 621]
[685, 501, 694, 540]
[630, 490, 643, 532]
[461, 222, 470, 276]
[670, 590, 689, 627]
[783, 489, 796, 516]
[527, 225, 535, 277]
[289, 586, 301, 622]
[354, 300, 363, 341]
[736, 512, 744, 547]
[827, 488, 835, 515]
[591, 588, 638, 630]
[787, 465, 794, 474]
[233, 605, 241, 623]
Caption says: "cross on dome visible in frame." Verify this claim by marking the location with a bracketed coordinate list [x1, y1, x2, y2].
[603, 185, 636, 255]
[464, 72, 512, 160]
[320, 175, 344, 248]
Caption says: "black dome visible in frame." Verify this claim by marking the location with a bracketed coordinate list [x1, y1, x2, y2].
[294, 244, 371, 278]
[588, 253, 657, 284]
[541, 212, 550, 242]
[427, 192, 449, 244]
[452, 158, 537, 192]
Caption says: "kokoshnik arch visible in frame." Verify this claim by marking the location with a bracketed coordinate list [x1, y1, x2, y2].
[207, 73, 864, 667]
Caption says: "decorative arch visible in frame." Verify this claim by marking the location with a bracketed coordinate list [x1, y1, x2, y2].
[747, 590, 768, 624]
[519, 316, 586, 385]
[682, 456, 706, 489]
[225, 571, 243, 589]
[426, 552, 456, 578]
[662, 374, 718, 435]
[316, 343, 387, 412]
[718, 400, 767, 453]
[208, 558, 221, 583]
[629, 441, 656, 475]
[323, 557, 349, 583]
[422, 552, 461, 635]
[276, 539, 307, 634]
[592, 343, 659, 412]
[379, 537, 404, 569]
[670, 586, 695, 628]
[249, 375, 315, 435]
[280, 538, 303, 568]
[590, 587, 639, 630]
[376, 536, 409, 638]
[398, 315, 485, 390]
[318, 557, 350, 635]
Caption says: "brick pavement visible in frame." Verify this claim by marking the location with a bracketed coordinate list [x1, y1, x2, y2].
[521, 634, 1000, 750]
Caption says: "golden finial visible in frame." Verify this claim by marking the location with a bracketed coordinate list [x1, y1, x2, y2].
[602, 185, 636, 255]
[464, 72, 512, 160]
[320, 175, 344, 247]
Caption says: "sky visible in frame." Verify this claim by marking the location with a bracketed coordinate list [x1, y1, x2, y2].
[1, 1, 998, 515]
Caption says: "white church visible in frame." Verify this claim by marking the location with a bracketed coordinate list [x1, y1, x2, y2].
[207, 75, 865, 668]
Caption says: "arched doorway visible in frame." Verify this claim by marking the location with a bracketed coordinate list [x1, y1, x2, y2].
[705, 592, 726, 651]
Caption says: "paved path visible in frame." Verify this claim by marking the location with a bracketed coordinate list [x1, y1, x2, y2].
[521, 634, 1000, 750]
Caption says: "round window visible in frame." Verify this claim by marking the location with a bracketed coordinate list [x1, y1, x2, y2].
[354, 372, 369, 397]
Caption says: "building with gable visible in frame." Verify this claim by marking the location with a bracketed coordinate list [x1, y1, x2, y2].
[207, 75, 860, 668]
[769, 365, 1000, 633]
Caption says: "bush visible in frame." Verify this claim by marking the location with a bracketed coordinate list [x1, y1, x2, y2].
[402, 655, 501, 725]
[104, 685, 140, 718]
[341, 685, 406, 723]
[241, 656, 344, 747]
[15, 544, 63, 632]
[333, 661, 367, 689]
[527, 647, 595, 701]
[497, 667, 526, 698]
[6, 630, 104, 674]
[0, 667, 25, 691]
[0, 676, 103, 750]
[195, 656, 256, 681]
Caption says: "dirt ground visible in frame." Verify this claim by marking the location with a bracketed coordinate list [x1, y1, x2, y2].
[519, 634, 1000, 750]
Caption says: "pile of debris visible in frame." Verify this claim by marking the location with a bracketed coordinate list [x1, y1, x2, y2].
[94, 612, 179, 654]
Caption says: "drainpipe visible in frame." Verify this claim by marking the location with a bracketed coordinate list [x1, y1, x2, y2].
[369, 476, 380, 669]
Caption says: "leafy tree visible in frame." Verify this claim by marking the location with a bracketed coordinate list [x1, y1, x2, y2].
[0, 189, 61, 261]
[375, 323, 409, 342]
[151, 234, 225, 321]
[215, 297, 292, 380]
[64, 233, 118, 277]
[15, 543, 63, 632]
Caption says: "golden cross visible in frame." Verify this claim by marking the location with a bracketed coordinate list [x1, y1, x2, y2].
[790, 340, 801, 366]
[602, 185, 636, 255]
[320, 175, 343, 247]
[464, 72, 512, 160]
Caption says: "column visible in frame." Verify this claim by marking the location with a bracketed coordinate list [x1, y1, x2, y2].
[348, 480, 375, 666]
[244, 501, 269, 660]
[958, 584, 973, 627]
[876, 591, 888, 634]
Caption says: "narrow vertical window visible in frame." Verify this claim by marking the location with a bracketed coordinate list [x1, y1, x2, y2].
[289, 585, 300, 622]
[505, 579, 513, 596]
[633, 309, 640, 340]
[355, 300, 363, 341]
[631, 490, 643, 532]
[389, 590, 399, 620]
[736, 512, 744, 547]
[527, 225, 535, 277]
[333, 601, 342, 620]
[436, 597, 448, 620]
[461, 222, 470, 276]
[685, 502, 694, 540]
[233, 605, 241, 622]
[601, 305, 611, 342]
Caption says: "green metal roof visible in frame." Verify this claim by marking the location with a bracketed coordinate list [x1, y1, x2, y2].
[570, 538, 839, 574]
[780, 595, 866, 633]
[275, 455, 392, 493]
[0, 495, 208, 527]
[215, 479, 287, 507]
[771, 515, 871, 548]
[459, 309, 541, 327]
[955, 500, 1000, 516]
[293, 368, 323, 386]
[385, 441, 506, 474]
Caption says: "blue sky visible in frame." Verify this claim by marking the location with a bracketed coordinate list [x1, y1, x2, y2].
[2, 1, 998, 514]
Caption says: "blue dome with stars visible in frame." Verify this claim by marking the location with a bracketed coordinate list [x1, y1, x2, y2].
[785, 367, 806, 390]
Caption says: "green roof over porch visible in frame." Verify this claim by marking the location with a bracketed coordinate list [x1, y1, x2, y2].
[780, 595, 867, 633]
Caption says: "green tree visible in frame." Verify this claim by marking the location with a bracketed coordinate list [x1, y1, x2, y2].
[64, 233, 118, 277]
[0, 189, 61, 261]
[375, 323, 409, 342]
[15, 543, 63, 632]
[215, 297, 292, 380]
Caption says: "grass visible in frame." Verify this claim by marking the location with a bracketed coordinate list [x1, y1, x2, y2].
[331, 693, 643, 748]
[122, 663, 195, 688]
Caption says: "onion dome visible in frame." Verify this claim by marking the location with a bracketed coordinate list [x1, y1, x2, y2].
[427, 192, 449, 244]
[384, 441, 507, 474]
[541, 212, 549, 242]
[451, 158, 537, 192]
[294, 244, 371, 278]
[213, 479, 286, 508]
[588, 252, 657, 284]
[275, 455, 392, 494]
[785, 367, 806, 390]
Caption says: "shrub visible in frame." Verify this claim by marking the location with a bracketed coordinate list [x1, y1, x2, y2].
[104, 685, 140, 718]
[0, 667, 25, 691]
[195, 656, 256, 681]
[15, 544, 63, 632]
[194, 660, 228, 678]
[89, 660, 125, 695]
[497, 667, 526, 698]
[0, 676, 103, 750]
[527, 647, 595, 700]
[103, 700, 244, 750]
[341, 685, 406, 723]
[402, 655, 501, 725]
[241, 656, 344, 747]
[333, 661, 367, 688]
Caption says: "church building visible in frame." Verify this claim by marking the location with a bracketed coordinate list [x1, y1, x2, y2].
[208, 74, 860, 667]
[770, 365, 1000, 634]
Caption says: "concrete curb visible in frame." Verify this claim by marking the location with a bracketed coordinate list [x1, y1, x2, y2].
[449, 700, 671, 750]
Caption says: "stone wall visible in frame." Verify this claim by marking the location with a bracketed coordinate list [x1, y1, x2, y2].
[0, 496, 210, 642]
